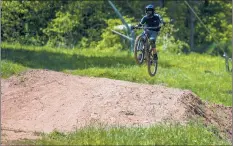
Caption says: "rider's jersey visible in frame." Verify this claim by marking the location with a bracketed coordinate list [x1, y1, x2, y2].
[140, 13, 163, 31]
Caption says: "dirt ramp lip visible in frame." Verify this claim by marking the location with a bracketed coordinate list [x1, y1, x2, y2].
[1, 69, 232, 141]
[179, 90, 232, 139]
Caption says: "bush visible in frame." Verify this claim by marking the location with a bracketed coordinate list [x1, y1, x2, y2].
[96, 17, 135, 51]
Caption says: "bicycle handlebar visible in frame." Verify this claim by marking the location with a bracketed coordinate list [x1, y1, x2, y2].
[132, 26, 161, 30]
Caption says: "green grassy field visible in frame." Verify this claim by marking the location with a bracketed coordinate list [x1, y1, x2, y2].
[1, 42, 232, 145]
[2, 42, 231, 106]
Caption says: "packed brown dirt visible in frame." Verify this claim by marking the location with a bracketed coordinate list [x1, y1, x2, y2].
[1, 69, 232, 143]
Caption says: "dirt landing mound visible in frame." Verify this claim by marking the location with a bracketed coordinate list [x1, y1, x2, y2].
[1, 69, 231, 142]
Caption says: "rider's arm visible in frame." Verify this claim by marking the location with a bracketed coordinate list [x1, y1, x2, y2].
[132, 16, 147, 29]
[138, 16, 146, 27]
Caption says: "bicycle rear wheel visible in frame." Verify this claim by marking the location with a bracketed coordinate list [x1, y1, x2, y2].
[134, 35, 145, 65]
[147, 50, 158, 76]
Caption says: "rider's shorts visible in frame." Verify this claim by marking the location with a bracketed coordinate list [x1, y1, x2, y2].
[148, 30, 158, 42]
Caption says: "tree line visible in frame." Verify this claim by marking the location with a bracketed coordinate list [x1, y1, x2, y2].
[1, 0, 232, 56]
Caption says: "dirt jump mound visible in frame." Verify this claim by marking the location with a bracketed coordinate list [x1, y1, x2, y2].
[1, 69, 232, 142]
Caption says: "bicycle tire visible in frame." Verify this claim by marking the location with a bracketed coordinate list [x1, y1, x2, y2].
[147, 50, 158, 76]
[134, 35, 145, 65]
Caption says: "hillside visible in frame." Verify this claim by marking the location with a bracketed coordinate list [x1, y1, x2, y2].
[1, 69, 231, 143]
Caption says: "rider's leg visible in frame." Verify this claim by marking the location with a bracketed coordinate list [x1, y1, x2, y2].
[149, 31, 158, 60]
[150, 39, 157, 54]
[152, 42, 158, 60]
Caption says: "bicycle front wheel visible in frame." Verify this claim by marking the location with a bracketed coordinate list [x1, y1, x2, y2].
[134, 35, 145, 65]
[147, 50, 158, 76]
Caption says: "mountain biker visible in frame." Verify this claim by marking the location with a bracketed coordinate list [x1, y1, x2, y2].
[132, 4, 165, 61]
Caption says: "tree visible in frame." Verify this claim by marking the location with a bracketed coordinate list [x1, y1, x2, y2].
[195, 0, 232, 56]
[1, 1, 66, 45]
[43, 1, 108, 48]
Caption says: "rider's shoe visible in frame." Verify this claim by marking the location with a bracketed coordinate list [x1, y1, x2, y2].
[150, 60, 153, 65]
[150, 53, 158, 65]
[138, 54, 142, 61]
[153, 53, 158, 61]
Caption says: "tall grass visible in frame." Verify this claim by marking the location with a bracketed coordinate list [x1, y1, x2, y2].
[12, 123, 230, 145]
[1, 42, 231, 106]
[1, 60, 27, 78]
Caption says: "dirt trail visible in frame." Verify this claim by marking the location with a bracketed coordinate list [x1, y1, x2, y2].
[1, 69, 232, 143]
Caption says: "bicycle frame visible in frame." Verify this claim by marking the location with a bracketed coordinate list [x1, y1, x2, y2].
[133, 26, 159, 76]
[141, 29, 150, 43]
[138, 28, 155, 59]
[135, 26, 160, 49]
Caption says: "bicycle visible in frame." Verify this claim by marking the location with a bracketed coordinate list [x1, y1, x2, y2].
[132, 26, 160, 76]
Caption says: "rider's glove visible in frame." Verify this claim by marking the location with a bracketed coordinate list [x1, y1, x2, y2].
[137, 23, 142, 27]
[131, 23, 142, 30]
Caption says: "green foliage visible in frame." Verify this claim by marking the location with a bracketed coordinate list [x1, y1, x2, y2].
[2, 1, 27, 42]
[14, 123, 230, 145]
[1, 1, 108, 48]
[195, 0, 232, 56]
[43, 1, 107, 48]
[96, 19, 123, 50]
[1, 60, 27, 78]
[2, 1, 231, 55]
[96, 16, 135, 51]
[154, 7, 190, 53]
[43, 10, 80, 47]
[1, 1, 65, 45]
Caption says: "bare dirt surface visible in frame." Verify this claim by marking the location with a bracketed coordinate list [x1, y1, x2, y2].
[1, 69, 232, 143]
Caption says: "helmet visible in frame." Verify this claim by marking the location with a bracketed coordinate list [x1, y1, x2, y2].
[145, 4, 154, 17]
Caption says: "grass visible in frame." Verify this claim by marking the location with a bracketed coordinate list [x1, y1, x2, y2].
[1, 42, 232, 145]
[1, 60, 27, 78]
[10, 122, 231, 145]
[1, 42, 231, 106]
[1, 43, 232, 145]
